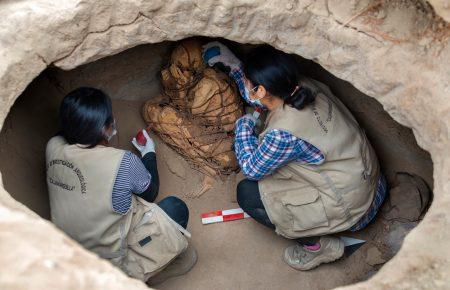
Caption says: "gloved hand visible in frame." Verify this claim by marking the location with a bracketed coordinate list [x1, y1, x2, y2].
[132, 129, 155, 157]
[202, 41, 241, 71]
[237, 113, 261, 128]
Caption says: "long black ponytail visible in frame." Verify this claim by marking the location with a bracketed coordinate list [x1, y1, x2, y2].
[243, 45, 315, 110]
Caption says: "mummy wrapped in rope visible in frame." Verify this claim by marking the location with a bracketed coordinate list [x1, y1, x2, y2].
[143, 39, 243, 181]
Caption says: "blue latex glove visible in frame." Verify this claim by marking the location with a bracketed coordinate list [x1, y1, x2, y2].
[202, 41, 241, 71]
[203, 46, 220, 63]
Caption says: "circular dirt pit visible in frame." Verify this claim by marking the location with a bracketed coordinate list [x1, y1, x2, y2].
[0, 1, 448, 289]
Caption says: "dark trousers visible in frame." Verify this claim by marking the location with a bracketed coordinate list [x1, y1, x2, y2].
[237, 179, 319, 246]
[139, 152, 189, 229]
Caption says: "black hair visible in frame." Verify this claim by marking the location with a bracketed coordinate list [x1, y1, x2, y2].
[59, 87, 113, 147]
[243, 45, 315, 110]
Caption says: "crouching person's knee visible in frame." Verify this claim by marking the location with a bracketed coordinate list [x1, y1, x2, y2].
[158, 196, 189, 229]
[237, 179, 257, 210]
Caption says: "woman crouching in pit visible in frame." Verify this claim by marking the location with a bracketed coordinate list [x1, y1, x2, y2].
[45, 88, 196, 284]
[203, 42, 387, 270]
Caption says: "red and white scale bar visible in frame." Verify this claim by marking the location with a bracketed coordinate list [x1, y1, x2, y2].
[201, 208, 250, 225]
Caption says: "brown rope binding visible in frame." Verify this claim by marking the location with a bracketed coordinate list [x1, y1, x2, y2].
[187, 72, 242, 131]
[144, 103, 238, 177]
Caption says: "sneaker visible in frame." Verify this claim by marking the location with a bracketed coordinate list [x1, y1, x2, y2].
[147, 244, 198, 286]
[283, 236, 344, 271]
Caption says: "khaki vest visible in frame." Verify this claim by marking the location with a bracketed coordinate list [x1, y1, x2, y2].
[46, 136, 188, 281]
[258, 78, 380, 239]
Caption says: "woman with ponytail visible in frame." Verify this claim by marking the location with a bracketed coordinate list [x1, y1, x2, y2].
[203, 43, 387, 270]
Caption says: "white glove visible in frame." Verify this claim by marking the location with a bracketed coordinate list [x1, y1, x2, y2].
[238, 113, 261, 127]
[202, 41, 242, 71]
[132, 129, 155, 157]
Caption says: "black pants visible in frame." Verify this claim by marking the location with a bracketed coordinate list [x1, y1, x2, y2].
[140, 152, 189, 229]
[237, 179, 319, 246]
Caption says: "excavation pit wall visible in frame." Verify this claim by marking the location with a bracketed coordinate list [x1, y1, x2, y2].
[0, 1, 449, 290]
[0, 39, 435, 289]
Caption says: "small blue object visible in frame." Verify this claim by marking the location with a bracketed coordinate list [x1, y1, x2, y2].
[203, 46, 220, 63]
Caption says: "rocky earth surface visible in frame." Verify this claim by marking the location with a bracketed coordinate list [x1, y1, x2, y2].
[429, 0, 450, 21]
[0, 0, 449, 289]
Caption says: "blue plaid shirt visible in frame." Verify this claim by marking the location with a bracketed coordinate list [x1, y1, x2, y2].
[234, 117, 324, 180]
[231, 66, 325, 180]
[230, 66, 387, 230]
